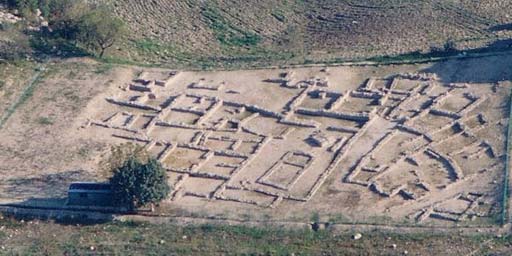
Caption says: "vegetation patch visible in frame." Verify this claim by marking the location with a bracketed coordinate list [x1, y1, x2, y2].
[201, 5, 261, 48]
[0, 215, 510, 255]
[36, 116, 53, 125]
[0, 64, 43, 129]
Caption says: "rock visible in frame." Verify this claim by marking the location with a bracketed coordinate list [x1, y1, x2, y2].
[308, 131, 332, 147]
[90, 246, 95, 251]
[391, 244, 397, 249]
[403, 250, 408, 255]
[159, 239, 165, 244]
[352, 233, 362, 240]
[182, 235, 187, 240]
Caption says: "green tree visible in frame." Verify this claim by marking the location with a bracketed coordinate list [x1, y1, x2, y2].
[109, 156, 171, 211]
[100, 142, 149, 179]
[78, 7, 125, 57]
[46, 0, 89, 41]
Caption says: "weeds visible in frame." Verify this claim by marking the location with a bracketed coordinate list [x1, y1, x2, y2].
[0, 216, 510, 254]
[94, 63, 113, 74]
[0, 64, 44, 129]
[310, 212, 320, 223]
[37, 116, 54, 125]
[201, 5, 261, 48]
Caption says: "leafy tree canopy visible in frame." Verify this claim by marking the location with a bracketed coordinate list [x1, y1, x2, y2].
[109, 156, 171, 209]
[78, 7, 126, 57]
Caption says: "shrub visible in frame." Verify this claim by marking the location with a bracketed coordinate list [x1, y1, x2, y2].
[109, 156, 171, 210]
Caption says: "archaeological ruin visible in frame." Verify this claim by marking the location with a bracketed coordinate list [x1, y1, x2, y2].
[85, 66, 511, 225]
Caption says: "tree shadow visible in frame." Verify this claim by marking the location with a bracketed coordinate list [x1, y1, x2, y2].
[489, 23, 512, 32]
[0, 170, 120, 225]
[420, 38, 512, 84]
[2, 169, 91, 199]
[0, 200, 115, 225]
[28, 33, 90, 61]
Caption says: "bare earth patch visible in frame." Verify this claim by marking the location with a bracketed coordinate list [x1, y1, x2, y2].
[1, 55, 512, 227]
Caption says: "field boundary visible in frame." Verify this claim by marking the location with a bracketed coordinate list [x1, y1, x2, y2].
[0, 205, 506, 235]
[0, 204, 506, 234]
[101, 47, 512, 72]
[0, 64, 45, 129]
[501, 87, 512, 226]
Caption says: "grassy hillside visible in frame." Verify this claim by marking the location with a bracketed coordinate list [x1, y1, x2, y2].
[0, 215, 511, 255]
[100, 0, 512, 68]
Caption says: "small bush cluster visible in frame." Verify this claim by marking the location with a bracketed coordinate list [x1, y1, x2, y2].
[1, 0, 126, 58]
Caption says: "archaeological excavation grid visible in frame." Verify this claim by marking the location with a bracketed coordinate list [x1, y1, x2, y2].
[86, 69, 511, 224]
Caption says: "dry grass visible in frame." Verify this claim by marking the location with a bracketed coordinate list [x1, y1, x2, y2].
[0, 61, 37, 123]
[98, 0, 512, 67]
[0, 215, 511, 255]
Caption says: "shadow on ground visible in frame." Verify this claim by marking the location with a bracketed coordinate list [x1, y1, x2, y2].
[489, 23, 512, 32]
[420, 39, 512, 84]
[1, 169, 92, 199]
[0, 169, 118, 225]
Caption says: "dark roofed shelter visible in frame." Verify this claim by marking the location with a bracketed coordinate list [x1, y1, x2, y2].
[67, 182, 114, 206]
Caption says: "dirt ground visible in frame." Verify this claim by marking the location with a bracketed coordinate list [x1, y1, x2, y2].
[0, 61, 37, 124]
[1, 54, 511, 228]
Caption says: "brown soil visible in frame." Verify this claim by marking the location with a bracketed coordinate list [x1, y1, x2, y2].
[1, 54, 510, 228]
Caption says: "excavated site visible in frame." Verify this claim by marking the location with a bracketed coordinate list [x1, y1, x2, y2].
[80, 60, 512, 226]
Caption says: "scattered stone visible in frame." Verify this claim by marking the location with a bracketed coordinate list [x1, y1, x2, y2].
[308, 131, 332, 147]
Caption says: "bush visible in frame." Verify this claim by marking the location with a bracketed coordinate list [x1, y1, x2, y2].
[46, 0, 89, 40]
[443, 39, 457, 52]
[109, 156, 171, 210]
[0, 28, 32, 60]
